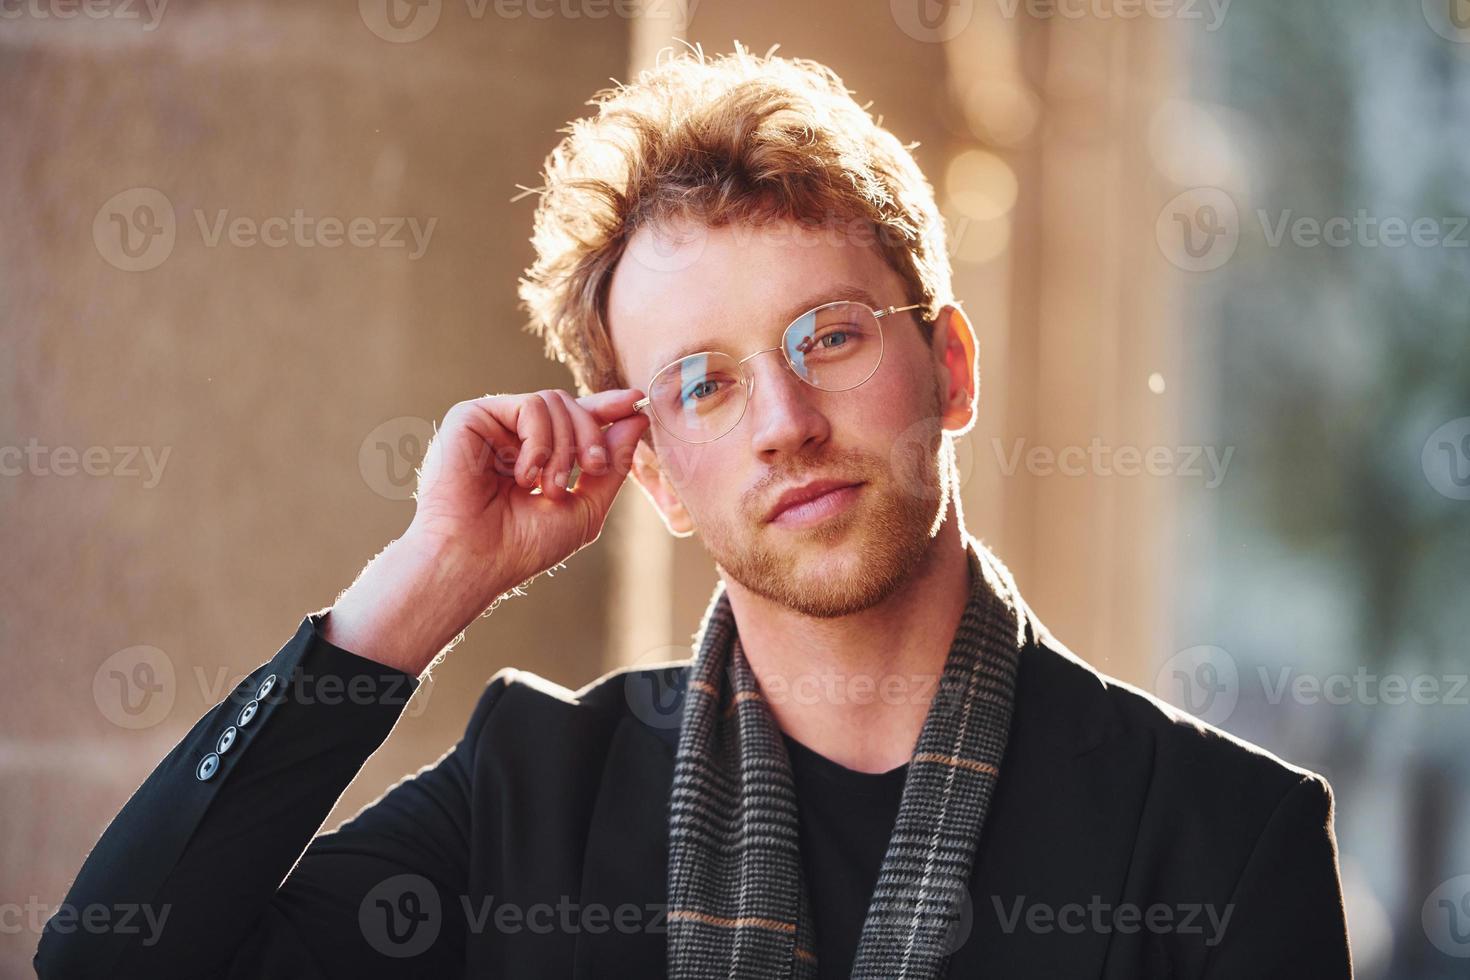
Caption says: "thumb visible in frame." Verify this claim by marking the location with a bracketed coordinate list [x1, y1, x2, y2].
[571, 411, 651, 518]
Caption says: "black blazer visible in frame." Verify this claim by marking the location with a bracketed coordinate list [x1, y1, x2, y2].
[36, 598, 1353, 979]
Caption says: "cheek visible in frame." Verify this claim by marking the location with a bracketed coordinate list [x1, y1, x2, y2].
[850, 349, 932, 441]
[656, 442, 731, 510]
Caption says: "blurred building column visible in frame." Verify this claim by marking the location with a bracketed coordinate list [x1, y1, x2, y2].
[947, 6, 1185, 686]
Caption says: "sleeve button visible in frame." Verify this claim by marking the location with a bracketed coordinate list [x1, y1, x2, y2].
[256, 674, 277, 700]
[196, 753, 220, 781]
[217, 726, 238, 754]
[238, 700, 259, 727]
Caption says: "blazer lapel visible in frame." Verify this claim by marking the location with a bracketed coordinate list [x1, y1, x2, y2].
[573, 713, 678, 979]
[957, 620, 1156, 977]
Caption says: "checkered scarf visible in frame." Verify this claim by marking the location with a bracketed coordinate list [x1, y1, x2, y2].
[666, 535, 1023, 978]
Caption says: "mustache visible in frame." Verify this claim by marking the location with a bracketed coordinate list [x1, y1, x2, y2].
[747, 457, 875, 513]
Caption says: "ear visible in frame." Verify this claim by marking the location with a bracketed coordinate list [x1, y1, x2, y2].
[931, 302, 979, 437]
[629, 437, 697, 537]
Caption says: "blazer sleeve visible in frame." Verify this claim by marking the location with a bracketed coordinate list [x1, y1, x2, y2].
[1201, 774, 1354, 979]
[34, 611, 507, 980]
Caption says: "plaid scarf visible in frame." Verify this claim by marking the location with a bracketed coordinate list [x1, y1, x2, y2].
[666, 534, 1024, 979]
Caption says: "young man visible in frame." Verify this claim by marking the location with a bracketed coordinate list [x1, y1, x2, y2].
[37, 45, 1353, 978]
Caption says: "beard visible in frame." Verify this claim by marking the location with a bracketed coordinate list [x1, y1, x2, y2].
[695, 384, 953, 619]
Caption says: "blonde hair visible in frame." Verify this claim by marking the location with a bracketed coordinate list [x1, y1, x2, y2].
[516, 41, 954, 397]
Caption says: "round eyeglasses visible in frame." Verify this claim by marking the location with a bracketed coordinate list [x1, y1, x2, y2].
[631, 300, 925, 444]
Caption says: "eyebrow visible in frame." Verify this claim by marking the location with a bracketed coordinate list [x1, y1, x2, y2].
[646, 280, 889, 375]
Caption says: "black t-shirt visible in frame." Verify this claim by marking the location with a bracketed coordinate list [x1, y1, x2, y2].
[784, 732, 986, 977]
[783, 732, 910, 979]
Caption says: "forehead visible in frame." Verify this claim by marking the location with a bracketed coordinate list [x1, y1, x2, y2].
[606, 216, 904, 387]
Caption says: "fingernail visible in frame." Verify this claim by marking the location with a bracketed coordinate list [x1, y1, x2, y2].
[528, 465, 540, 482]
[589, 446, 606, 464]
[555, 471, 568, 488]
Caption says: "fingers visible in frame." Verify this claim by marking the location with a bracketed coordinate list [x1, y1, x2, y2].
[565, 411, 651, 531]
[548, 390, 611, 477]
[463, 388, 645, 497]
[503, 395, 551, 490]
[574, 387, 648, 425]
[537, 391, 575, 499]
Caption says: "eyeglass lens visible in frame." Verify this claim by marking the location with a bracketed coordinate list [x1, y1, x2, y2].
[646, 301, 884, 443]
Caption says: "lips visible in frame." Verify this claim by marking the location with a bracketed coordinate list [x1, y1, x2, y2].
[765, 478, 865, 523]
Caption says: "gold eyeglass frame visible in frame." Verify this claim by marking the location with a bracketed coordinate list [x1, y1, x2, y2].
[631, 301, 927, 444]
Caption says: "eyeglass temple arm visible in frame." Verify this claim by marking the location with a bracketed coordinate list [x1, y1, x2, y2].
[872, 303, 926, 320]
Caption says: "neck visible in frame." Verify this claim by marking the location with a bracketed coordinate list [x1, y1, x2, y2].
[722, 505, 974, 773]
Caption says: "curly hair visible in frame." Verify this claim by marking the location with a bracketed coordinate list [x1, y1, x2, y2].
[515, 40, 954, 398]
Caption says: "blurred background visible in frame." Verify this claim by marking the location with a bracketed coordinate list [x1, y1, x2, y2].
[3, 0, 1468, 975]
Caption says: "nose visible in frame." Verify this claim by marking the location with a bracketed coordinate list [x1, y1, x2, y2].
[742, 348, 831, 458]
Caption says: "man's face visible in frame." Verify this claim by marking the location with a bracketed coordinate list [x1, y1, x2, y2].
[607, 215, 964, 619]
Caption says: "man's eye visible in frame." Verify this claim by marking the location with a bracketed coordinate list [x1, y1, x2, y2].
[685, 378, 723, 401]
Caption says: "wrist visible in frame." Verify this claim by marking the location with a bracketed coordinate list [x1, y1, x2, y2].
[325, 533, 504, 676]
